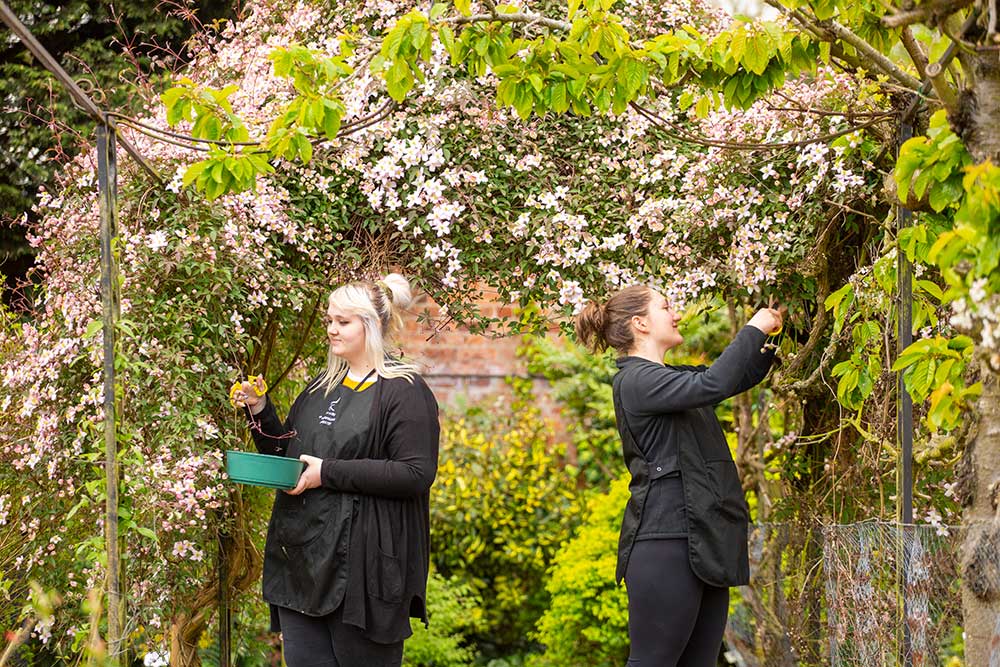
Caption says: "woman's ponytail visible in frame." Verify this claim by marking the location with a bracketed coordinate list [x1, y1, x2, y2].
[575, 300, 608, 353]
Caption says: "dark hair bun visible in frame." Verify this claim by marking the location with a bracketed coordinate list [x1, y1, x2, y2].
[575, 300, 607, 352]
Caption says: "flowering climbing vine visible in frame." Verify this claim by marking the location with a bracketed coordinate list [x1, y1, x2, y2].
[4, 0, 1000, 661]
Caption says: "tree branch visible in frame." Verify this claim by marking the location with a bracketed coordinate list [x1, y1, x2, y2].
[881, 0, 974, 28]
[926, 61, 960, 112]
[446, 12, 571, 32]
[817, 19, 923, 90]
[900, 26, 929, 80]
[631, 101, 891, 152]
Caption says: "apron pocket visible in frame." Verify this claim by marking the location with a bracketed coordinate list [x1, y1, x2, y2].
[367, 548, 403, 603]
[705, 459, 749, 522]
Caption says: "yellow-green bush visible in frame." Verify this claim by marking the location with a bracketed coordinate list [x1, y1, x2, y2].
[432, 401, 582, 652]
[404, 571, 484, 667]
[532, 477, 630, 667]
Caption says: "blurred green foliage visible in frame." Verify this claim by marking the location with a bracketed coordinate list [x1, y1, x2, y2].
[404, 571, 485, 667]
[531, 477, 631, 667]
[431, 390, 582, 656]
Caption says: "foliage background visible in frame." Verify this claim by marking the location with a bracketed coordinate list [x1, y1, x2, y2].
[0, 0, 234, 301]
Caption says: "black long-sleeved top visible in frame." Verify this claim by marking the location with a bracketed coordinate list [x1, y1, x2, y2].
[248, 373, 439, 643]
[612, 325, 774, 586]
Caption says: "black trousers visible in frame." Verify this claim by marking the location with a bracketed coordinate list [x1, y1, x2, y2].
[624, 538, 729, 667]
[276, 605, 404, 667]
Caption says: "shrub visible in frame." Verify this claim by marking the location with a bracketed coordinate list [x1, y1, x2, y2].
[532, 477, 631, 667]
[522, 337, 620, 489]
[404, 571, 484, 667]
[432, 396, 582, 654]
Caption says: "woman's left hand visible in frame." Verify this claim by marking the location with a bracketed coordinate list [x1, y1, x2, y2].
[287, 455, 323, 495]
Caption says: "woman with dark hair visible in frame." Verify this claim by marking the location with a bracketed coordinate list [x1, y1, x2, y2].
[575, 285, 782, 667]
[230, 273, 439, 667]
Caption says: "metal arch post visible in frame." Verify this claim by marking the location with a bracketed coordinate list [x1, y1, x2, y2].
[97, 122, 124, 666]
[897, 119, 914, 667]
[898, 124, 914, 522]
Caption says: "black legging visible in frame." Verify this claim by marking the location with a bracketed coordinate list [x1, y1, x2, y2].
[624, 538, 729, 667]
[276, 605, 404, 667]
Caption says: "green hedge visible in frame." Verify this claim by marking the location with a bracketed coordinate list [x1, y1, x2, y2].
[532, 478, 630, 667]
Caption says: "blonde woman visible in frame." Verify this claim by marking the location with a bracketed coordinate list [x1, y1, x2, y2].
[231, 273, 439, 667]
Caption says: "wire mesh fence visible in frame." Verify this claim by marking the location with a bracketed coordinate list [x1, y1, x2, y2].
[723, 522, 964, 667]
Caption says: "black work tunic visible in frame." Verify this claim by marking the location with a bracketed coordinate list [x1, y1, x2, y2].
[612, 325, 774, 587]
[258, 378, 375, 623]
[247, 373, 439, 643]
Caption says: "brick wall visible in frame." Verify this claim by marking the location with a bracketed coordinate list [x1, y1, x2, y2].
[396, 290, 565, 428]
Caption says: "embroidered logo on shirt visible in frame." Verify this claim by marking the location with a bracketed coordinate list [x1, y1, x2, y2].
[318, 397, 341, 426]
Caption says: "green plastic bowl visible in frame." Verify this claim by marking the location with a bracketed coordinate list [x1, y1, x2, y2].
[225, 450, 304, 490]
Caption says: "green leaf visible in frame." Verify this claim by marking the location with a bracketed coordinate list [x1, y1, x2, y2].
[513, 84, 534, 119]
[411, 20, 430, 53]
[947, 335, 974, 351]
[209, 160, 225, 184]
[694, 95, 710, 118]
[567, 76, 587, 98]
[203, 177, 222, 200]
[729, 29, 746, 65]
[430, 2, 449, 19]
[134, 526, 158, 541]
[298, 135, 313, 162]
[935, 359, 956, 385]
[742, 31, 772, 75]
[475, 34, 491, 56]
[84, 319, 102, 339]
[915, 279, 944, 302]
[913, 168, 935, 200]
[571, 96, 591, 116]
[386, 60, 414, 101]
[438, 25, 457, 58]
[927, 381, 954, 426]
[619, 58, 644, 97]
[594, 87, 612, 113]
[837, 368, 859, 407]
[455, 0, 472, 17]
[161, 87, 185, 110]
[182, 161, 208, 188]
[323, 107, 342, 139]
[819, 41, 831, 63]
[832, 359, 854, 377]
[551, 82, 569, 113]
[498, 78, 517, 105]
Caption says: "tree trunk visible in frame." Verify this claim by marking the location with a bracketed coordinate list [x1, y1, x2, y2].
[962, 55, 1000, 164]
[961, 372, 1000, 667]
[958, 50, 1000, 667]
[170, 490, 262, 667]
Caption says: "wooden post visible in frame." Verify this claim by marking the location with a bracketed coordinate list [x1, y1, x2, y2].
[218, 531, 231, 667]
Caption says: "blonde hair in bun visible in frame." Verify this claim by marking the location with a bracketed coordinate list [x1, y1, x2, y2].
[381, 273, 413, 309]
[314, 273, 420, 394]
